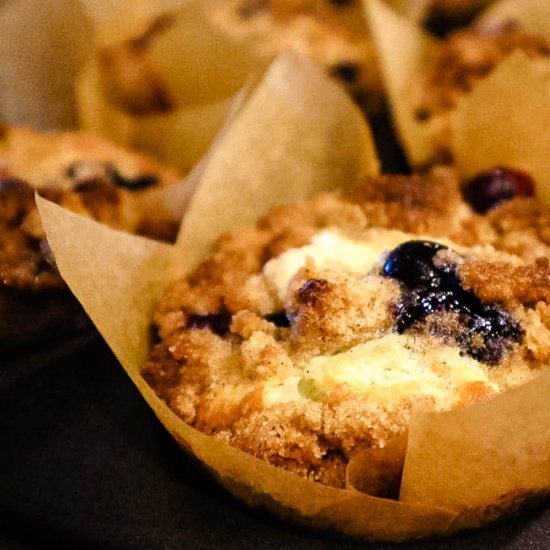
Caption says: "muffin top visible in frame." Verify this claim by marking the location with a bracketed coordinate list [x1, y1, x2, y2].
[144, 166, 550, 488]
[0, 126, 180, 291]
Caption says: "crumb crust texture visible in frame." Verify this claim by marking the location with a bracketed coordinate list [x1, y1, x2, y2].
[145, 167, 550, 489]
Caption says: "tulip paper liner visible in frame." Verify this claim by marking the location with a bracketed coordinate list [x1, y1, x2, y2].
[174, 52, 379, 273]
[38, 52, 550, 541]
[365, 0, 550, 180]
[77, 0, 269, 173]
[452, 51, 550, 208]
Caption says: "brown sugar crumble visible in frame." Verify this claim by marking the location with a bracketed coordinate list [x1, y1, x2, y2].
[144, 166, 550, 490]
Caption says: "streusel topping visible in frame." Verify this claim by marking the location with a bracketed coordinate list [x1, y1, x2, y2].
[145, 167, 550, 488]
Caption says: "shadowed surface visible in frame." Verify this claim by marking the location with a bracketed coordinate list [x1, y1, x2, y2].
[1, 334, 550, 549]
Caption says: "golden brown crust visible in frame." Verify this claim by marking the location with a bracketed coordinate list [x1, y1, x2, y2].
[145, 167, 550, 489]
[351, 166, 469, 236]
[5, 126, 180, 192]
[460, 257, 550, 304]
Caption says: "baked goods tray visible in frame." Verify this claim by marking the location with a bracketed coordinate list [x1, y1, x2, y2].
[1, 327, 550, 549]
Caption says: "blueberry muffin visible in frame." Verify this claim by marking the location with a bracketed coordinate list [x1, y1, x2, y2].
[144, 165, 550, 491]
[411, 19, 550, 161]
[210, 0, 382, 109]
[0, 125, 180, 349]
[99, 1, 382, 118]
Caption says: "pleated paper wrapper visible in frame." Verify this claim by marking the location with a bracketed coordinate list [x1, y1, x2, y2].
[36, 51, 550, 542]
[365, 0, 550, 208]
[74, 0, 430, 175]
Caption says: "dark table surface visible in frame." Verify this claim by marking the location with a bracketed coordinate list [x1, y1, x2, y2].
[2, 329, 550, 550]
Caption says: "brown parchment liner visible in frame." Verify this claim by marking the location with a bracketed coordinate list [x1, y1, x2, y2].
[76, 0, 269, 173]
[0, 0, 93, 130]
[38, 52, 550, 541]
[175, 52, 379, 273]
[452, 50, 550, 208]
[77, 57, 235, 176]
[365, 0, 550, 176]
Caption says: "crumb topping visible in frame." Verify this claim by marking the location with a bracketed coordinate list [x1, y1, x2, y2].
[0, 127, 180, 291]
[145, 167, 550, 489]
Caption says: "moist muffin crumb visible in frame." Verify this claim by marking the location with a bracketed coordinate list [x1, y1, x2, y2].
[145, 166, 550, 489]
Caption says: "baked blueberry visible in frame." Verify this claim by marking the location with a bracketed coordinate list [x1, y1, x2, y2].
[462, 167, 535, 213]
[382, 240, 523, 364]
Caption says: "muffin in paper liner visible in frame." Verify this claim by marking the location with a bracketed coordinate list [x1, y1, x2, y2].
[365, 0, 550, 187]
[76, 0, 269, 173]
[75, 0, 428, 172]
[37, 52, 550, 541]
[0, 0, 236, 176]
[0, 122, 189, 349]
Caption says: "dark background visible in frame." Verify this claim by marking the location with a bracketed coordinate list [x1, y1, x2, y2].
[1, 324, 550, 550]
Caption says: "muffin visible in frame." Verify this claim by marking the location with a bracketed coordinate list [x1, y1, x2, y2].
[0, 124, 181, 349]
[410, 18, 550, 161]
[210, 0, 382, 109]
[364, 0, 550, 170]
[143, 165, 550, 491]
[96, 0, 382, 120]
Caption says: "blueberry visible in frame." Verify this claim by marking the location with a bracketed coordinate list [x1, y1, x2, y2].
[382, 240, 523, 365]
[383, 240, 446, 288]
[186, 311, 231, 336]
[265, 311, 290, 328]
[462, 166, 535, 213]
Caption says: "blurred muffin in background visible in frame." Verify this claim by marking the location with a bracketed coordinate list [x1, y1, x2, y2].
[0, 124, 181, 349]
